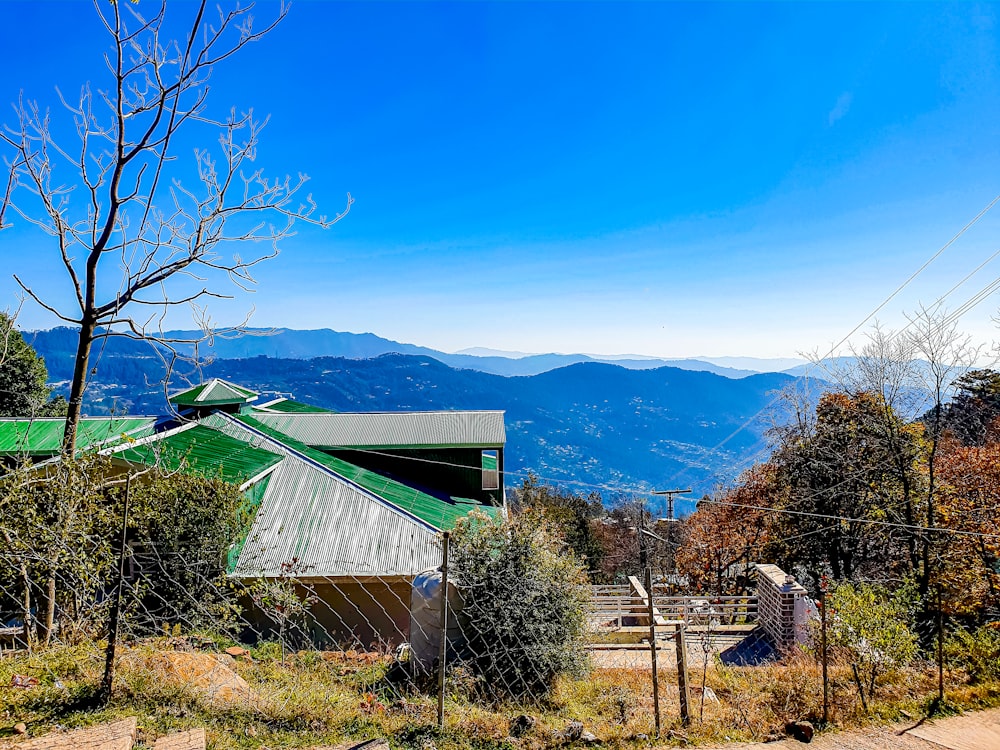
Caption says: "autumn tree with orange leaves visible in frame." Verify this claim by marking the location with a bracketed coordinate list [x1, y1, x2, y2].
[676, 465, 776, 595]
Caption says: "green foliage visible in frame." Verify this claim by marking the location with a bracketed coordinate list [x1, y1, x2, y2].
[828, 581, 919, 695]
[0, 459, 248, 642]
[126, 471, 249, 633]
[448, 509, 590, 698]
[944, 625, 1000, 683]
[941, 369, 1000, 446]
[0, 312, 65, 418]
[0, 456, 119, 642]
[514, 473, 606, 577]
[768, 390, 924, 585]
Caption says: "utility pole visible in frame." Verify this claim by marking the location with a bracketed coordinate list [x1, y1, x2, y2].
[652, 488, 691, 577]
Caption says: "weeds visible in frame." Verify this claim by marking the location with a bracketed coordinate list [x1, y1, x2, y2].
[2, 640, 1000, 749]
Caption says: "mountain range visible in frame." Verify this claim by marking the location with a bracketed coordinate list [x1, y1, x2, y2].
[26, 327, 808, 511]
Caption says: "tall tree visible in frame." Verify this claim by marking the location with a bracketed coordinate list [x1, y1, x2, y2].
[0, 1, 351, 452]
[0, 311, 64, 418]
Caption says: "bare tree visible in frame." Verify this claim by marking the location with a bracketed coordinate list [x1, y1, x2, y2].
[903, 306, 981, 599]
[0, 0, 351, 452]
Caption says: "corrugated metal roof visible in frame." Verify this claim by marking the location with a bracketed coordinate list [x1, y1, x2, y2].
[254, 398, 332, 414]
[247, 410, 505, 449]
[232, 459, 444, 578]
[203, 413, 501, 532]
[114, 424, 282, 485]
[169, 379, 258, 406]
[0, 417, 157, 456]
[227, 474, 273, 573]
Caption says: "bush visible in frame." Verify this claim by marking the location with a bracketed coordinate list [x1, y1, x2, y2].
[827, 581, 918, 696]
[945, 625, 1000, 683]
[448, 510, 590, 698]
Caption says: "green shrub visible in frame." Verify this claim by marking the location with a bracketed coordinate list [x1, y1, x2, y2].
[828, 581, 919, 696]
[448, 509, 590, 698]
[945, 625, 1000, 683]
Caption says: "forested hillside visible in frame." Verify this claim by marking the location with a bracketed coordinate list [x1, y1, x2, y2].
[28, 333, 798, 502]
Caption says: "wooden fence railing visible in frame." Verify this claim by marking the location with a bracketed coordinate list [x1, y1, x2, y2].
[588, 584, 758, 628]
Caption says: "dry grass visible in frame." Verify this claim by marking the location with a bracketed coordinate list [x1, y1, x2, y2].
[1, 639, 999, 750]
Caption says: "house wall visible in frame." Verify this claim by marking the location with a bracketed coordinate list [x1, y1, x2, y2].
[244, 577, 415, 651]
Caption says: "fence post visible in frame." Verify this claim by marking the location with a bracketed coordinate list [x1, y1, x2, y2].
[674, 622, 690, 726]
[99, 475, 130, 706]
[936, 584, 944, 705]
[820, 589, 828, 725]
[437, 531, 450, 730]
[645, 566, 661, 737]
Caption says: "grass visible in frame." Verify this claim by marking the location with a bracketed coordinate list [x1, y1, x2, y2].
[1, 638, 1000, 750]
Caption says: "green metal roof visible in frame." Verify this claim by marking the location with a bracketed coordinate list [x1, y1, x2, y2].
[169, 379, 258, 407]
[116, 424, 282, 485]
[236, 414, 501, 531]
[254, 398, 332, 414]
[0, 417, 157, 456]
[227, 474, 273, 573]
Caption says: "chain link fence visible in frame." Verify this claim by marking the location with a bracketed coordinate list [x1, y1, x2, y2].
[1, 486, 999, 747]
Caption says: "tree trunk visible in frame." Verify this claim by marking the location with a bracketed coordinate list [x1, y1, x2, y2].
[62, 316, 96, 455]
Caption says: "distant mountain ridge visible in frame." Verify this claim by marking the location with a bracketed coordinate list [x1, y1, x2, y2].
[27, 327, 778, 378]
[24, 328, 804, 505]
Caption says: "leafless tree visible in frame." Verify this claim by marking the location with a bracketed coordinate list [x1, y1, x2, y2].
[903, 306, 982, 598]
[0, 0, 351, 453]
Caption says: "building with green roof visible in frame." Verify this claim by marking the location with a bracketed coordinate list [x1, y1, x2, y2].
[0, 380, 507, 649]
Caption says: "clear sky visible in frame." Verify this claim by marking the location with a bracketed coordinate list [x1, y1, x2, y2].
[1, 1, 999, 359]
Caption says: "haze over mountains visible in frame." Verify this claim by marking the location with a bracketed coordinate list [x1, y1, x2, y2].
[30, 327, 807, 378]
[26, 327, 812, 511]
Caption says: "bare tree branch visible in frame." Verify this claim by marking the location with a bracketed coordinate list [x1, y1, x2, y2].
[1, 0, 351, 453]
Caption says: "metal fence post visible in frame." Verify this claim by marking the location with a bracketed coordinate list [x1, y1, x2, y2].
[100, 475, 131, 705]
[437, 531, 450, 730]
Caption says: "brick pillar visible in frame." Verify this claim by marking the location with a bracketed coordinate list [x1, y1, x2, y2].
[755, 564, 808, 652]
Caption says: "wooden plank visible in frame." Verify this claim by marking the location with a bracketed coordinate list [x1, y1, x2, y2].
[1, 718, 136, 750]
[153, 730, 205, 750]
[627, 575, 669, 626]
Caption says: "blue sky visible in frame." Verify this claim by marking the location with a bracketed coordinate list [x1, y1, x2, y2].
[1, 1, 999, 358]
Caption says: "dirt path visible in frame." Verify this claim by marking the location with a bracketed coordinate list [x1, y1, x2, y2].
[698, 706, 1000, 749]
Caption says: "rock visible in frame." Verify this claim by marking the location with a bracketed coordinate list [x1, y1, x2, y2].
[136, 650, 259, 708]
[785, 721, 815, 743]
[225, 646, 249, 658]
[509, 715, 536, 738]
[11, 675, 38, 688]
[579, 730, 600, 744]
[561, 721, 584, 742]
[13, 723, 27, 735]
[630, 734, 649, 742]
